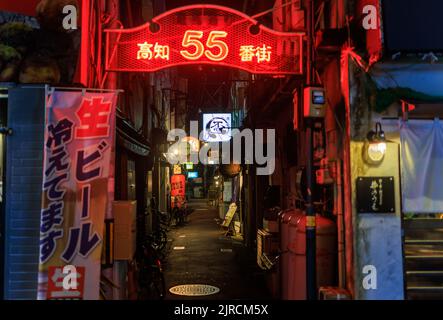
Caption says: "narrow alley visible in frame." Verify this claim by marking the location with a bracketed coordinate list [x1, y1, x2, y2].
[3, 0, 443, 306]
[164, 199, 272, 300]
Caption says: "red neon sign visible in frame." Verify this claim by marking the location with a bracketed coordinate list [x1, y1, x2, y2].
[105, 5, 304, 74]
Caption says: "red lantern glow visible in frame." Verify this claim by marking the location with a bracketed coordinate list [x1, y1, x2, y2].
[105, 5, 304, 74]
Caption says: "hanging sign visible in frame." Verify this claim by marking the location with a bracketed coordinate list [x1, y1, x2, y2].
[171, 174, 186, 209]
[173, 164, 182, 175]
[105, 5, 304, 74]
[202, 113, 232, 142]
[37, 90, 118, 300]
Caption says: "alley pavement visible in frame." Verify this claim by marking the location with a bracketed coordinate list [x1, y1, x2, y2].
[163, 199, 272, 300]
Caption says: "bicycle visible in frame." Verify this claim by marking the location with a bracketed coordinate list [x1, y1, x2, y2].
[136, 236, 166, 300]
[154, 207, 173, 229]
[171, 198, 193, 226]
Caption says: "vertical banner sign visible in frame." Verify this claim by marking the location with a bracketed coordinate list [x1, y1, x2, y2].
[171, 174, 186, 209]
[37, 91, 117, 300]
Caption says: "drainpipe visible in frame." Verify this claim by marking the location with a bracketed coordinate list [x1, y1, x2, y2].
[305, 0, 317, 300]
[80, 0, 90, 86]
[104, 0, 119, 90]
[103, 0, 120, 300]
[335, 159, 346, 289]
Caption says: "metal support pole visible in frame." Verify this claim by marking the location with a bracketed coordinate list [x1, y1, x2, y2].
[305, 0, 317, 300]
[305, 120, 317, 300]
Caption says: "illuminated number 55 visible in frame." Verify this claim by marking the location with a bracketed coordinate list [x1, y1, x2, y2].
[205, 31, 229, 61]
[180, 30, 205, 60]
[180, 30, 229, 61]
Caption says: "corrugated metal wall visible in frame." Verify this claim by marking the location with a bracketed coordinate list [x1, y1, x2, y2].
[3, 86, 45, 300]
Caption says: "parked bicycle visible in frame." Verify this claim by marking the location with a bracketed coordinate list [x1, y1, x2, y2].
[135, 236, 166, 300]
[171, 197, 193, 226]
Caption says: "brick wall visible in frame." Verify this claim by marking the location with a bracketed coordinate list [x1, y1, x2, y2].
[3, 86, 45, 300]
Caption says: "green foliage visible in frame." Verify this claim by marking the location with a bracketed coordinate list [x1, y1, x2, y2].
[0, 44, 21, 61]
[0, 22, 33, 48]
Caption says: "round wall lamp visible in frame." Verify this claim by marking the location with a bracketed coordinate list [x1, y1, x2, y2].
[363, 122, 387, 164]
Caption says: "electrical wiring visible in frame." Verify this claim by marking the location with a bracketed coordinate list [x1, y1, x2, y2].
[251, 0, 302, 21]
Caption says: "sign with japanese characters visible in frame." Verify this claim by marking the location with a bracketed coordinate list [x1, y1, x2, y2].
[105, 5, 303, 74]
[356, 176, 395, 213]
[171, 174, 186, 209]
[46, 266, 86, 300]
[37, 90, 117, 300]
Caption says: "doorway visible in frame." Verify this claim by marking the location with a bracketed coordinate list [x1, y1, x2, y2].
[397, 119, 443, 299]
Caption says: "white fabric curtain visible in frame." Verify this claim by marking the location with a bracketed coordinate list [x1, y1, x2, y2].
[400, 119, 443, 213]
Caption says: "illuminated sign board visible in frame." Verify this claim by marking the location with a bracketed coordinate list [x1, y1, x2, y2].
[188, 172, 199, 179]
[184, 162, 194, 170]
[173, 164, 182, 175]
[105, 5, 304, 74]
[202, 113, 232, 142]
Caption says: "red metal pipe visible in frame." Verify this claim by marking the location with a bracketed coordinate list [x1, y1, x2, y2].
[80, 0, 90, 86]
[340, 52, 355, 297]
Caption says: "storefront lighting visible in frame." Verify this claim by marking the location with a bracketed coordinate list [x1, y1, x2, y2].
[365, 122, 386, 164]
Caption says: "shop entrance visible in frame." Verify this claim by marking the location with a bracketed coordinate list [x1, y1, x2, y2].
[394, 118, 443, 299]
[403, 215, 443, 299]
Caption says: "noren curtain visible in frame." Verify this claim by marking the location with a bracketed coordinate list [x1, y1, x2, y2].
[400, 119, 443, 213]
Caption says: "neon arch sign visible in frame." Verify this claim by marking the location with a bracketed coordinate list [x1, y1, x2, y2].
[105, 5, 304, 74]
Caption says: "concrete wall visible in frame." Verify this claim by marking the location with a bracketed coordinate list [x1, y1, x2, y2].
[3, 86, 45, 299]
[351, 141, 404, 299]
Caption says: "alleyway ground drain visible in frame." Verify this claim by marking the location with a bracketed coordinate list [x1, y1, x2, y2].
[163, 199, 272, 300]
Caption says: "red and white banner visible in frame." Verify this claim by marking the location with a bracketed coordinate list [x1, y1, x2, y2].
[37, 90, 117, 300]
[171, 174, 186, 209]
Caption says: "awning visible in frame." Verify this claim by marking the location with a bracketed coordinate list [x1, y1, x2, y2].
[370, 62, 443, 97]
[116, 112, 152, 159]
[367, 62, 443, 113]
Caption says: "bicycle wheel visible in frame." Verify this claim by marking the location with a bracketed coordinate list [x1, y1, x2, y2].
[172, 207, 180, 226]
[166, 210, 173, 226]
[152, 229, 167, 252]
[179, 210, 185, 225]
[157, 209, 172, 228]
[150, 264, 166, 300]
[136, 262, 150, 300]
